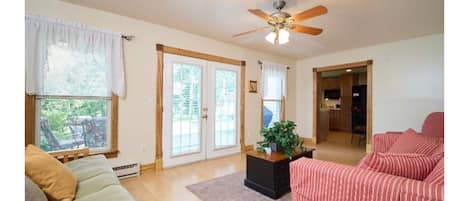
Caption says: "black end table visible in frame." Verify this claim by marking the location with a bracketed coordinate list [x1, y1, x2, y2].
[244, 148, 314, 199]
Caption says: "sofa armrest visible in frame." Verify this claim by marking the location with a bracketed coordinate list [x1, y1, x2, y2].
[290, 158, 407, 201]
[400, 180, 444, 201]
[49, 147, 90, 163]
[372, 133, 402, 152]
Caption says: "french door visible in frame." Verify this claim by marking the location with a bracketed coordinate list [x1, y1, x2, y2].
[162, 54, 241, 168]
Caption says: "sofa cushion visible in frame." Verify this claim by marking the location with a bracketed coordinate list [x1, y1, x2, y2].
[65, 155, 115, 182]
[358, 152, 441, 180]
[74, 185, 135, 201]
[65, 155, 134, 201]
[388, 129, 443, 155]
[424, 158, 444, 185]
[25, 145, 77, 201]
[25, 176, 48, 201]
[431, 144, 444, 157]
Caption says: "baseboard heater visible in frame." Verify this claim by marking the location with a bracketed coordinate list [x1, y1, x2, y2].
[112, 162, 140, 179]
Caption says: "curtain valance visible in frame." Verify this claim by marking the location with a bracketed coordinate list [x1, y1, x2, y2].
[261, 61, 287, 100]
[25, 14, 125, 97]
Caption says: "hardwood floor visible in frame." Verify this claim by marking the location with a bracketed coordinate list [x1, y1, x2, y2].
[121, 154, 246, 201]
[121, 131, 366, 201]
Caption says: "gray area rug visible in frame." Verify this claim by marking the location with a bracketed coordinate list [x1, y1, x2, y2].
[186, 172, 291, 201]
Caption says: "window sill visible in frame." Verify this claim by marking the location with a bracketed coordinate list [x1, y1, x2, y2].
[48, 148, 119, 163]
[91, 150, 119, 158]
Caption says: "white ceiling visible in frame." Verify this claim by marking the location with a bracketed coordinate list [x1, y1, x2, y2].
[62, 0, 443, 59]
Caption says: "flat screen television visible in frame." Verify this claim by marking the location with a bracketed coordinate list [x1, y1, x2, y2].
[324, 89, 341, 99]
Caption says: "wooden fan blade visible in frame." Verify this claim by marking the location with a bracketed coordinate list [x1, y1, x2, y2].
[291, 25, 323, 35]
[233, 26, 270, 37]
[248, 9, 272, 21]
[292, 5, 328, 22]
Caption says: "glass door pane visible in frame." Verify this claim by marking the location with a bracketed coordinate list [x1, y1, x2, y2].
[214, 69, 237, 148]
[171, 63, 202, 156]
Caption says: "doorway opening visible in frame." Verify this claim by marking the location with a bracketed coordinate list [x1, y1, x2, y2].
[312, 60, 373, 156]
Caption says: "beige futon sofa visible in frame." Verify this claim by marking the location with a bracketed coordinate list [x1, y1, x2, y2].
[26, 148, 135, 201]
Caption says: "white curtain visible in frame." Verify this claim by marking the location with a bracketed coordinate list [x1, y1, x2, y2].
[25, 14, 125, 97]
[261, 61, 287, 99]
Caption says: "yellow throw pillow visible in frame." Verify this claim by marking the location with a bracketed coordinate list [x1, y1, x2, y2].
[25, 145, 77, 201]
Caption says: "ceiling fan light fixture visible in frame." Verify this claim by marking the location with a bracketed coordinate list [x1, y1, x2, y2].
[265, 31, 276, 44]
[235, 3, 327, 45]
[265, 29, 290, 45]
[278, 29, 290, 44]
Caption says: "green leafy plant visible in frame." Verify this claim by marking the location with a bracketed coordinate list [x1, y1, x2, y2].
[256, 120, 304, 159]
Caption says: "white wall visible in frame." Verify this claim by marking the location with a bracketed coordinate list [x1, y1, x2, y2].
[295, 34, 443, 138]
[26, 0, 296, 165]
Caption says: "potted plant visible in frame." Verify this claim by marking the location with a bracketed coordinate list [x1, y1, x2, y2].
[256, 120, 304, 159]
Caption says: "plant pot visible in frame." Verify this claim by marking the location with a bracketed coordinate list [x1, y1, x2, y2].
[264, 147, 272, 155]
[270, 143, 280, 152]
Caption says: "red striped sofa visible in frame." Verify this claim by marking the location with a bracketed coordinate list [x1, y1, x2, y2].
[290, 112, 444, 201]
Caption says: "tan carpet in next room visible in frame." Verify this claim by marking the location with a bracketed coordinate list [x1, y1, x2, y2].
[307, 131, 367, 166]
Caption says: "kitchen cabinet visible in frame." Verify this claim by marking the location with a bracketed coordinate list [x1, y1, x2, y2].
[321, 78, 340, 90]
[329, 109, 340, 130]
[339, 74, 353, 132]
[318, 109, 330, 142]
[326, 74, 353, 132]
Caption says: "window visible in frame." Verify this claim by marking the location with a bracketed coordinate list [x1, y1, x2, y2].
[25, 15, 124, 156]
[261, 62, 287, 128]
[37, 98, 112, 152]
[34, 44, 116, 153]
[262, 99, 283, 128]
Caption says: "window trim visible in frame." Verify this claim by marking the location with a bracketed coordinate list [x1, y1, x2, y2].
[25, 94, 119, 158]
[260, 96, 286, 129]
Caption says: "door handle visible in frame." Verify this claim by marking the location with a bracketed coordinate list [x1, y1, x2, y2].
[201, 115, 208, 119]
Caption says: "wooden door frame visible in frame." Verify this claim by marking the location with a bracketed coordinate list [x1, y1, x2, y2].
[312, 60, 373, 151]
[155, 44, 246, 170]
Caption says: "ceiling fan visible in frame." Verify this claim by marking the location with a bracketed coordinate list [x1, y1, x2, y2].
[233, 0, 327, 45]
